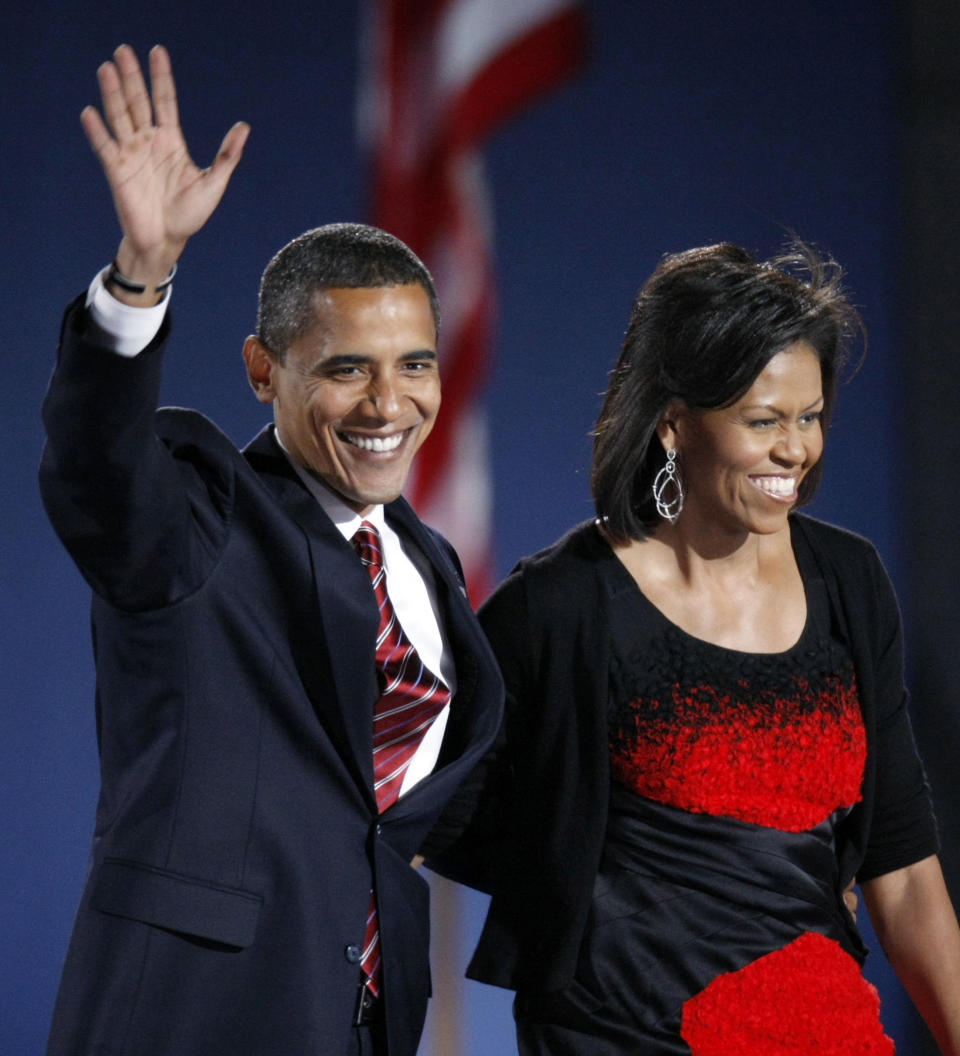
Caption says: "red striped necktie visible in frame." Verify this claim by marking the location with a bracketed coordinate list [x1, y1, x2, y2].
[351, 520, 451, 995]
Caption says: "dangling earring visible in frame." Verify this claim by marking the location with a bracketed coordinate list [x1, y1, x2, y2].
[652, 448, 683, 523]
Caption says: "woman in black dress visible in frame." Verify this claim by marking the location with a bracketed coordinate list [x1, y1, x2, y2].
[430, 243, 960, 1053]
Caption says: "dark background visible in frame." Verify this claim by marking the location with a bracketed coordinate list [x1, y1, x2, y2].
[4, 2, 959, 1052]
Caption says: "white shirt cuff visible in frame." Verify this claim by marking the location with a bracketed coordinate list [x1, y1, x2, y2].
[84, 266, 172, 357]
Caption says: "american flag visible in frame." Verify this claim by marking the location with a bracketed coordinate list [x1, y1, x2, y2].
[360, 0, 585, 603]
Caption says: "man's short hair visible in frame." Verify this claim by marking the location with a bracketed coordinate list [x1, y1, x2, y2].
[257, 223, 440, 360]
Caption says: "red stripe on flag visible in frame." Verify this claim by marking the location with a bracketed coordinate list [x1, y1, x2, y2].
[438, 8, 587, 157]
[364, 0, 585, 602]
[409, 280, 495, 512]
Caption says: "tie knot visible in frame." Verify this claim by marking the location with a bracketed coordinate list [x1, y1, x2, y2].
[352, 521, 384, 569]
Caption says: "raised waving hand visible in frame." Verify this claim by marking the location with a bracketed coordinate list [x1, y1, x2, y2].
[81, 44, 249, 302]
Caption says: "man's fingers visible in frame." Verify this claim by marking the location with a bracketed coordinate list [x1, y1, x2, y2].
[204, 121, 250, 195]
[113, 45, 153, 132]
[213, 122, 251, 170]
[96, 60, 134, 142]
[843, 879, 859, 922]
[148, 45, 180, 130]
[79, 105, 119, 169]
[82, 43, 244, 250]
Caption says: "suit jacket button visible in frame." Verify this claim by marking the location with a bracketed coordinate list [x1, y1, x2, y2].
[345, 944, 362, 964]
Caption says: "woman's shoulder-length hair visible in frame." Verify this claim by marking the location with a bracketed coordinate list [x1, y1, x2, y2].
[591, 241, 863, 543]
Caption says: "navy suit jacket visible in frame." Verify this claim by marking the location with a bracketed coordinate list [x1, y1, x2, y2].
[39, 299, 503, 1056]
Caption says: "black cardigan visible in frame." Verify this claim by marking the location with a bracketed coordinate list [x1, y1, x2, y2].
[428, 514, 938, 993]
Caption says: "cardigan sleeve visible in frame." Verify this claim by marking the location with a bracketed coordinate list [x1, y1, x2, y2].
[855, 543, 939, 881]
[793, 515, 939, 882]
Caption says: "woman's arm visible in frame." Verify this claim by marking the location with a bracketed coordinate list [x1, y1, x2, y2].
[862, 854, 960, 1054]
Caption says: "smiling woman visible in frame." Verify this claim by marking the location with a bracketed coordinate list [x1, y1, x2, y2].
[428, 241, 960, 1055]
[591, 242, 857, 543]
[592, 243, 854, 654]
[661, 341, 825, 541]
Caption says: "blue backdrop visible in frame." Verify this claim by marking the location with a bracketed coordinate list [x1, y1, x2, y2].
[3, 2, 944, 1052]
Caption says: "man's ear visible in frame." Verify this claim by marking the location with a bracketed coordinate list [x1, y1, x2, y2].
[242, 336, 278, 404]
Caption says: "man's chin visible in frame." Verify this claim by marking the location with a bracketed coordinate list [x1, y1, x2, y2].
[316, 475, 406, 515]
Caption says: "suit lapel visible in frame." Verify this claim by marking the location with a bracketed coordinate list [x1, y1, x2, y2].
[381, 500, 500, 819]
[243, 427, 379, 808]
[241, 428, 502, 819]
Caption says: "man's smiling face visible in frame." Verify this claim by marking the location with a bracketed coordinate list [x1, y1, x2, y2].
[243, 283, 440, 514]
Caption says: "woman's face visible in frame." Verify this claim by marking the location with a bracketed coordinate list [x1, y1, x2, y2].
[667, 342, 824, 538]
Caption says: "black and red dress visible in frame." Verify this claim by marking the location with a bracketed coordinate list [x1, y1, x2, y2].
[428, 516, 938, 1055]
[516, 535, 893, 1053]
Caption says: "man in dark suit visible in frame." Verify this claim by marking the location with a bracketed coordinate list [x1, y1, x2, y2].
[40, 44, 502, 1056]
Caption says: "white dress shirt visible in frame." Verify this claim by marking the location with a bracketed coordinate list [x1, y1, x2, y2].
[283, 453, 455, 797]
[85, 268, 454, 797]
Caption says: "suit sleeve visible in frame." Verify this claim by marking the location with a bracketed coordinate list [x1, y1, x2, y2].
[422, 566, 530, 891]
[39, 298, 232, 612]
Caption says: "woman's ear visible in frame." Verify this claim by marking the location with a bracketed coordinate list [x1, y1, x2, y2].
[656, 400, 684, 452]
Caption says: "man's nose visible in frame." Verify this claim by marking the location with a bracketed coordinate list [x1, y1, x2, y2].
[365, 374, 402, 419]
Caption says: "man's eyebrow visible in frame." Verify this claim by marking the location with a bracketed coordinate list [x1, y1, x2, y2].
[316, 353, 369, 369]
[308, 349, 438, 371]
[399, 349, 438, 362]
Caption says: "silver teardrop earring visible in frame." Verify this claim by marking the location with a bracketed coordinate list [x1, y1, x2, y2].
[652, 448, 683, 523]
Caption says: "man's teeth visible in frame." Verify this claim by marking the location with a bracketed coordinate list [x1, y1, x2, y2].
[341, 432, 404, 453]
[752, 476, 795, 496]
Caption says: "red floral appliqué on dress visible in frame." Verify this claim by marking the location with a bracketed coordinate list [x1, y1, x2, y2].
[603, 586, 885, 1050]
[609, 673, 865, 831]
[681, 931, 895, 1054]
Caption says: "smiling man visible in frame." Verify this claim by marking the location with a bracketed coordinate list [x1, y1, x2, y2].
[39, 45, 502, 1056]
[243, 262, 442, 514]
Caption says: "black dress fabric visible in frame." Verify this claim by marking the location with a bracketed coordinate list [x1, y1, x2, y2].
[514, 536, 895, 1055]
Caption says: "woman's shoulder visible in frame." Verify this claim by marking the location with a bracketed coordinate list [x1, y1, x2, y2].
[480, 519, 610, 620]
[791, 512, 883, 568]
[516, 518, 606, 563]
[511, 519, 614, 588]
[791, 512, 895, 617]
